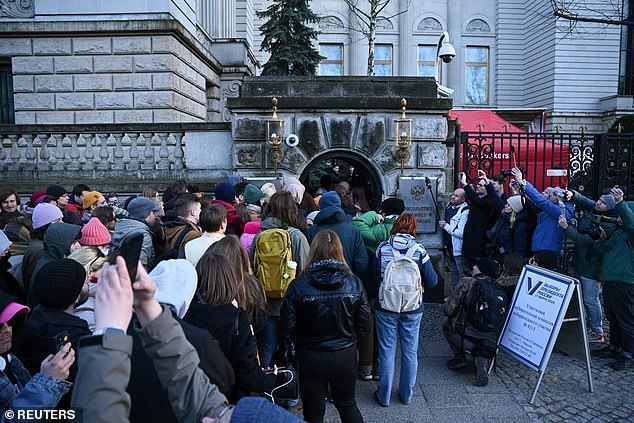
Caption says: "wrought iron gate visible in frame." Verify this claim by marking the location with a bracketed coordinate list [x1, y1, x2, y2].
[460, 131, 634, 200]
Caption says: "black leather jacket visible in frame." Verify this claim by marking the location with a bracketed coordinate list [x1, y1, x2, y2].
[281, 259, 370, 352]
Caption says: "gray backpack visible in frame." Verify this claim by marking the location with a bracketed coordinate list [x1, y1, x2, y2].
[378, 245, 424, 313]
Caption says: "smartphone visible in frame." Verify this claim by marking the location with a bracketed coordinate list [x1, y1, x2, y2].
[54, 331, 70, 352]
[108, 232, 143, 282]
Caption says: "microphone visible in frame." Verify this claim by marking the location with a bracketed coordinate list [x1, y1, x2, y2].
[425, 177, 432, 188]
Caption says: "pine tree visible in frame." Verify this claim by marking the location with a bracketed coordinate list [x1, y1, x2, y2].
[257, 0, 324, 76]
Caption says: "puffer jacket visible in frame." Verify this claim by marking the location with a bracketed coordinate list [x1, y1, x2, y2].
[281, 259, 370, 352]
[442, 203, 469, 257]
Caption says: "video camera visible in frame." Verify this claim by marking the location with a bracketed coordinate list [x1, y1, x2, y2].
[500, 166, 525, 178]
[575, 214, 618, 240]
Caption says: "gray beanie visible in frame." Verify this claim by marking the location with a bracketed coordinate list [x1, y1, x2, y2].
[599, 194, 616, 211]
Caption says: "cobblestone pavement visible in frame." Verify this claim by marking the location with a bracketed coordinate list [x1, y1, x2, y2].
[303, 303, 633, 422]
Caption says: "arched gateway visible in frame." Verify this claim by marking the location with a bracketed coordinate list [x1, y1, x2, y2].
[227, 76, 455, 299]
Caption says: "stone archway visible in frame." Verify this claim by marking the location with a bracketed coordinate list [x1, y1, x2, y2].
[298, 149, 384, 210]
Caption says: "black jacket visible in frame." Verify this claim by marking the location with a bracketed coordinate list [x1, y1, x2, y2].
[184, 301, 276, 401]
[306, 206, 368, 278]
[281, 259, 370, 352]
[463, 184, 498, 260]
[127, 311, 235, 423]
[14, 305, 90, 379]
[489, 210, 531, 258]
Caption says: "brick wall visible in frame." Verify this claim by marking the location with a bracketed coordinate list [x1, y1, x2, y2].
[3, 35, 220, 124]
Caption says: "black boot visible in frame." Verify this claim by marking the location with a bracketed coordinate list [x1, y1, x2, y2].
[474, 356, 489, 386]
[447, 353, 467, 370]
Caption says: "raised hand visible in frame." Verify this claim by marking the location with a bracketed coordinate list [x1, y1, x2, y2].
[611, 186, 624, 204]
[511, 167, 524, 184]
[95, 256, 133, 333]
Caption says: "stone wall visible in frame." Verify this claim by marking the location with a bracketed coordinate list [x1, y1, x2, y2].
[4, 34, 221, 124]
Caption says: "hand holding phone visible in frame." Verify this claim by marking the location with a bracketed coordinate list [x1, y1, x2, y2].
[108, 233, 143, 282]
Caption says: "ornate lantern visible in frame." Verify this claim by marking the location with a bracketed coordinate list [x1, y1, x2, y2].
[266, 97, 284, 174]
[394, 98, 413, 175]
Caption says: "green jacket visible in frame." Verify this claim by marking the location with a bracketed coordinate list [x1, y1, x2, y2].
[567, 191, 618, 280]
[593, 201, 634, 284]
[351, 211, 394, 254]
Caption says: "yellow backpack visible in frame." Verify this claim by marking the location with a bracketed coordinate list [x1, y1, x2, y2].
[254, 228, 296, 299]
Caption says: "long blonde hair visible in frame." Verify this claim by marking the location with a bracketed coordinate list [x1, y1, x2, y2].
[67, 245, 106, 275]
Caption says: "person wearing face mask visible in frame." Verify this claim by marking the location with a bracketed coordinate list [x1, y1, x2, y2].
[0, 291, 76, 416]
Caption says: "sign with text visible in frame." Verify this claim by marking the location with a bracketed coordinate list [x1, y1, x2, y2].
[498, 265, 575, 371]
[398, 177, 437, 234]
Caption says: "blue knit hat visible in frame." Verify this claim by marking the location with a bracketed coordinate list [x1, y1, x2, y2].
[318, 191, 341, 209]
[215, 182, 236, 203]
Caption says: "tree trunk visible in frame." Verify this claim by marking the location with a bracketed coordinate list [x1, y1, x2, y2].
[368, 22, 376, 76]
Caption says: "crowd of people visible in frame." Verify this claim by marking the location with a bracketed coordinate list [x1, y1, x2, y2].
[440, 167, 633, 382]
[0, 162, 631, 422]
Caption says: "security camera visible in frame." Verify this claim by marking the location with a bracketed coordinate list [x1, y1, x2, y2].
[438, 42, 456, 63]
[285, 134, 299, 147]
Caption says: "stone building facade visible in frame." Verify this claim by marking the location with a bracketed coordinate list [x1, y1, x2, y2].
[0, 0, 256, 125]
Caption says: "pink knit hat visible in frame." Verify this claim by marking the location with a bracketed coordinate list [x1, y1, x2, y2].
[80, 217, 111, 246]
[244, 221, 260, 235]
[32, 203, 63, 229]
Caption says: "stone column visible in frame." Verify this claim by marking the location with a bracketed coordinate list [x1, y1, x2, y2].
[348, 8, 363, 76]
[398, 0, 409, 75]
[447, 0, 462, 100]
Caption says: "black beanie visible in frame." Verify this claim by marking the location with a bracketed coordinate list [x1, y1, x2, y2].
[380, 198, 405, 216]
[46, 185, 67, 200]
[33, 259, 86, 310]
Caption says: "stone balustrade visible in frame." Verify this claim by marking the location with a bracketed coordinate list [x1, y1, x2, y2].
[0, 123, 231, 192]
[0, 130, 185, 172]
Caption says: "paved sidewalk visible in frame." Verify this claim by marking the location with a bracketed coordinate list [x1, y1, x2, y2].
[312, 303, 633, 423]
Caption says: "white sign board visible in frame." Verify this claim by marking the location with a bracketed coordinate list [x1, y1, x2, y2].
[498, 265, 575, 371]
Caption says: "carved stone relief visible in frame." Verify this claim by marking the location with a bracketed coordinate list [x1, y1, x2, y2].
[417, 17, 442, 32]
[319, 16, 345, 30]
[466, 19, 491, 33]
[0, 0, 34, 18]
[376, 17, 394, 31]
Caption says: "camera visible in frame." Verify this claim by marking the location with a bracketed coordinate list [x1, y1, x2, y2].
[438, 43, 456, 63]
[501, 166, 524, 177]
[577, 214, 618, 240]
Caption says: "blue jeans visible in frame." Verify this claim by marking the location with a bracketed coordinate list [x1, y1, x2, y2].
[260, 317, 280, 368]
[375, 310, 422, 406]
[579, 276, 603, 335]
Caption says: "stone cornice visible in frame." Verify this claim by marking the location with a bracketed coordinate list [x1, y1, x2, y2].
[0, 18, 226, 74]
[0, 122, 231, 133]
